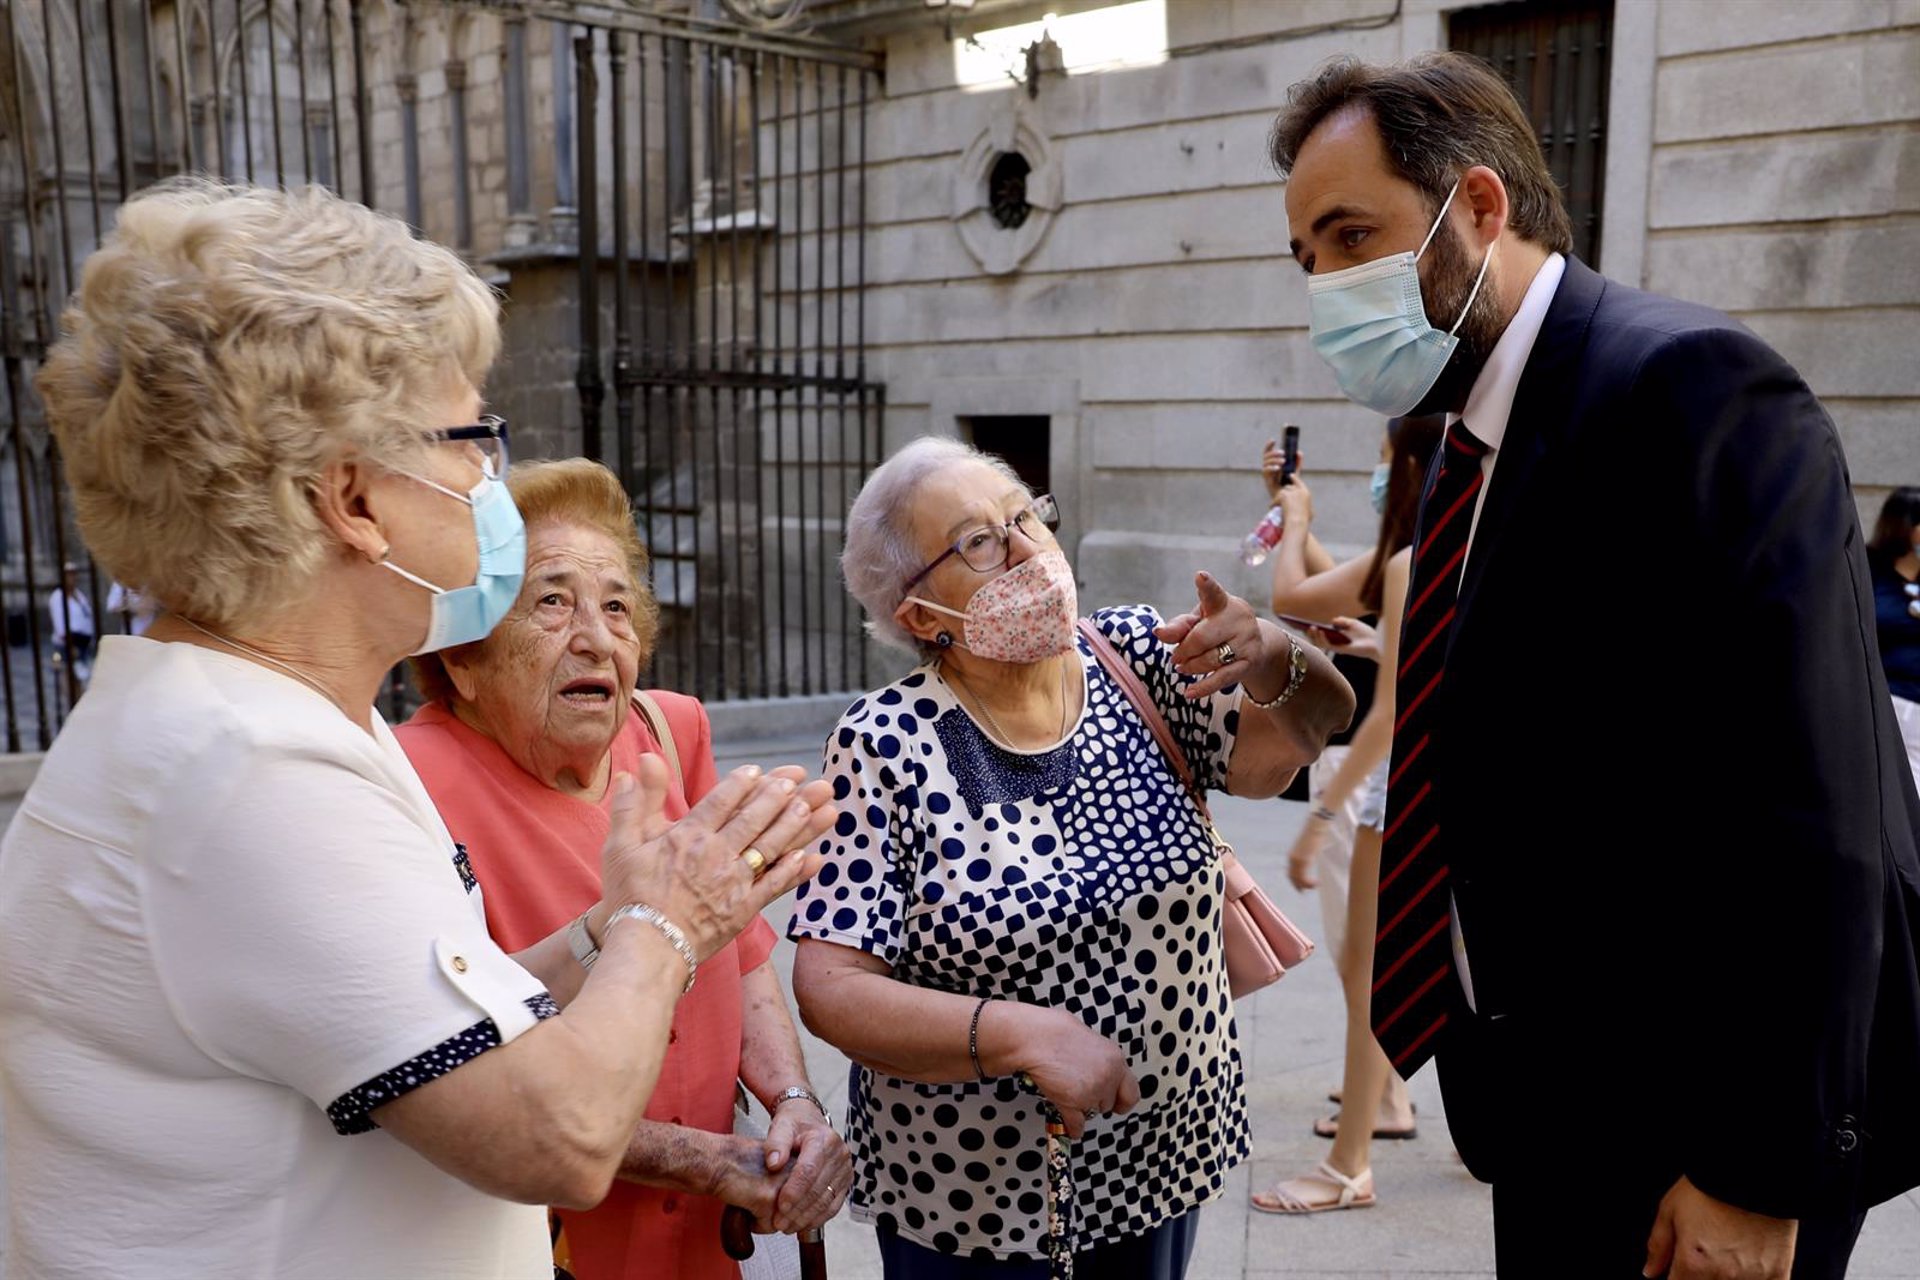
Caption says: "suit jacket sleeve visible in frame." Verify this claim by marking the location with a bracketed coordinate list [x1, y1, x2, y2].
[1641, 327, 1882, 1219]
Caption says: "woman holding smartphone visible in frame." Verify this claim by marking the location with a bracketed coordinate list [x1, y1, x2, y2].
[1250, 415, 1443, 1214]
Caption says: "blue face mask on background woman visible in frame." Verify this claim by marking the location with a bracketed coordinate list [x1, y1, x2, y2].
[1370, 463, 1392, 514]
[1306, 177, 1493, 417]
[381, 472, 528, 654]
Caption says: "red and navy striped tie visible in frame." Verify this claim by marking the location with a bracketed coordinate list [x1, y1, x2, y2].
[1371, 421, 1490, 1077]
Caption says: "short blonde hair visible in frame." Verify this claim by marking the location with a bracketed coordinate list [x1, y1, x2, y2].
[412, 458, 659, 706]
[35, 178, 500, 629]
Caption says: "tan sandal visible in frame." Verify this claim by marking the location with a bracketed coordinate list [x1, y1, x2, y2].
[1249, 1160, 1376, 1214]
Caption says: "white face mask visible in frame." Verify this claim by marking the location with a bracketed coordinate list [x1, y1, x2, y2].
[1306, 177, 1493, 417]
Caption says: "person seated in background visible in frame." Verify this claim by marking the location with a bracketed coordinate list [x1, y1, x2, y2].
[398, 457, 850, 1280]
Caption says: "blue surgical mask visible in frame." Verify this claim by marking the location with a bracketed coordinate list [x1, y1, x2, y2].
[381, 472, 528, 654]
[1306, 177, 1493, 417]
[1369, 463, 1392, 515]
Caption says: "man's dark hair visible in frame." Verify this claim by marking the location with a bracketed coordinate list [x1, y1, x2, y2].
[1271, 52, 1574, 256]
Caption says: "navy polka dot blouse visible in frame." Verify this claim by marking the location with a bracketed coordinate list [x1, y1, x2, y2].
[788, 606, 1250, 1260]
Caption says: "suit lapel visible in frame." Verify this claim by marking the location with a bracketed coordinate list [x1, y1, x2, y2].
[1449, 258, 1608, 650]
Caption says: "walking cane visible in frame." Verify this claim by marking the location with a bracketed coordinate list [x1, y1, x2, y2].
[799, 1227, 827, 1280]
[721, 1206, 829, 1280]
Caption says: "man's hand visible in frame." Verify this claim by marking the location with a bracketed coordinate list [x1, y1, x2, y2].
[763, 1099, 852, 1233]
[1644, 1176, 1797, 1279]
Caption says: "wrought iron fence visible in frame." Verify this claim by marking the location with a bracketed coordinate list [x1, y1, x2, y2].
[571, 24, 882, 703]
[0, 0, 881, 743]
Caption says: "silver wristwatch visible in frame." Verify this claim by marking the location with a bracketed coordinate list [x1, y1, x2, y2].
[567, 909, 601, 970]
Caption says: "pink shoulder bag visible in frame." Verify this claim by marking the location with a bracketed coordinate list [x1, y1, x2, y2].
[1077, 620, 1314, 998]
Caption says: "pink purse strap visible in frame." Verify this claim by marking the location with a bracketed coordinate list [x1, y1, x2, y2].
[1076, 619, 1214, 825]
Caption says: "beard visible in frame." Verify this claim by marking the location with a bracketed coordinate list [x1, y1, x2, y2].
[1408, 220, 1508, 417]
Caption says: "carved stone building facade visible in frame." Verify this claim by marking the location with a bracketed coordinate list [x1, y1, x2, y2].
[0, 0, 880, 735]
[0, 0, 1914, 738]
[807, 0, 1920, 614]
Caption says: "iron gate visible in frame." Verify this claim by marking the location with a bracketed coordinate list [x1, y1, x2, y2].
[0, 0, 881, 745]
[1451, 0, 1613, 266]
[567, 22, 882, 703]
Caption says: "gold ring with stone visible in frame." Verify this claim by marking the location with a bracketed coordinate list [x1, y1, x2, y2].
[1215, 643, 1238, 667]
[742, 847, 769, 878]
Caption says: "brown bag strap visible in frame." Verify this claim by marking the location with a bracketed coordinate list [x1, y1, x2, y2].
[630, 689, 684, 792]
[1076, 619, 1212, 825]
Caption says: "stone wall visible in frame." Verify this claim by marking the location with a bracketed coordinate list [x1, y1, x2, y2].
[842, 0, 1920, 613]
[1631, 0, 1920, 527]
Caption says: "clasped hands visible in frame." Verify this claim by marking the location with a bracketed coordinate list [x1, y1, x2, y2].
[714, 1102, 852, 1235]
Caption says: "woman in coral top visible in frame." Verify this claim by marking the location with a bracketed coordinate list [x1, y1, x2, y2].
[399, 458, 850, 1280]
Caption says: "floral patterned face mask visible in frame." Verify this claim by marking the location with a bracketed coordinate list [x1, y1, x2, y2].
[907, 550, 1080, 664]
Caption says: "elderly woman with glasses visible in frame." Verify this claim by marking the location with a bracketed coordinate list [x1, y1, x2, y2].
[788, 437, 1354, 1280]
[0, 180, 833, 1279]
[397, 458, 851, 1280]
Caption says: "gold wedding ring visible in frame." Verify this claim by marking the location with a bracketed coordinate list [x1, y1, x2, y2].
[741, 847, 769, 879]
[1215, 642, 1238, 667]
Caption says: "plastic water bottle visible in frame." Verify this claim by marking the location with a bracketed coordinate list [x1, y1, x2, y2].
[1240, 505, 1285, 566]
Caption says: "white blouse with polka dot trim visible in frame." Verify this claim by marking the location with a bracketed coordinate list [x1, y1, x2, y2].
[788, 605, 1250, 1261]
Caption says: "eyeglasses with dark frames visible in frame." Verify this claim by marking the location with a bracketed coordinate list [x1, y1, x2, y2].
[901, 493, 1061, 595]
[423, 414, 509, 479]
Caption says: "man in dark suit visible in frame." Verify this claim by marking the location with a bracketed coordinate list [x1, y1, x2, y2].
[1270, 53, 1920, 1279]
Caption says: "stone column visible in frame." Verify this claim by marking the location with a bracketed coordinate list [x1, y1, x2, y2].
[445, 60, 472, 252]
[548, 19, 576, 245]
[502, 15, 535, 247]
[306, 104, 333, 189]
[396, 72, 422, 231]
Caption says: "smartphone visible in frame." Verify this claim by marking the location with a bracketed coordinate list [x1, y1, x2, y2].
[1274, 612, 1349, 645]
[1279, 425, 1301, 484]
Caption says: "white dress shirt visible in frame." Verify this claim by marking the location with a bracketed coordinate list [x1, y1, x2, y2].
[1459, 252, 1566, 560]
[1445, 251, 1566, 1011]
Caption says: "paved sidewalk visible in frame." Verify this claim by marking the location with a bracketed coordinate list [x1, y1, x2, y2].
[717, 737, 1920, 1280]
